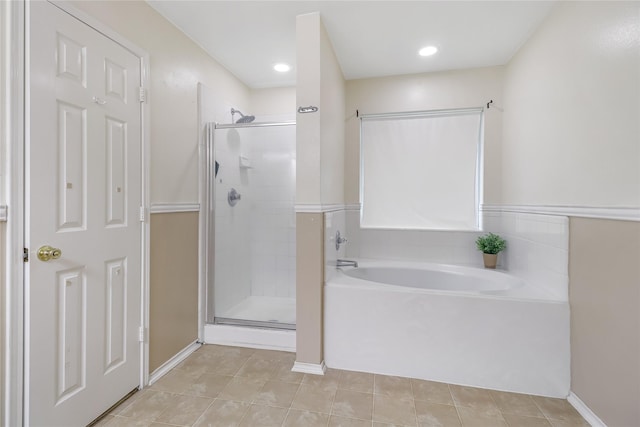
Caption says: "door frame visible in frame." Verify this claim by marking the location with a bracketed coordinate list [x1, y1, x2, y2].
[2, 1, 151, 424]
[2, 1, 26, 425]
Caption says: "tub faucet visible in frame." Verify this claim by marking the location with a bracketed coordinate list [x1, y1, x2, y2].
[337, 259, 358, 268]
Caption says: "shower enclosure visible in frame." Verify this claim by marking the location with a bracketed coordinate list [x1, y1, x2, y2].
[207, 117, 296, 330]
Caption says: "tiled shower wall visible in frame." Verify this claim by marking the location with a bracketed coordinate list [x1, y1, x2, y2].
[329, 207, 568, 301]
[214, 128, 253, 314]
[247, 124, 297, 298]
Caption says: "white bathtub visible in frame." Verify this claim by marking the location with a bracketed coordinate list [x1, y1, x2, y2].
[324, 260, 570, 397]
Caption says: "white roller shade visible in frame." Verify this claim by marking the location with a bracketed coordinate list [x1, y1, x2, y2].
[360, 109, 483, 230]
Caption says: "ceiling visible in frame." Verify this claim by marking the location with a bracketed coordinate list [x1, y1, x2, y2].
[146, 1, 556, 89]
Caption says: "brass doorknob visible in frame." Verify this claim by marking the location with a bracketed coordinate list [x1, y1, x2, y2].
[37, 245, 62, 262]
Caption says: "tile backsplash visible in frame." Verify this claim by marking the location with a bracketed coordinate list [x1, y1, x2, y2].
[324, 210, 347, 282]
[343, 209, 484, 266]
[483, 210, 569, 301]
[328, 207, 568, 301]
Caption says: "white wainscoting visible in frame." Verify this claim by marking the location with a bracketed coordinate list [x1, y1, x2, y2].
[482, 204, 640, 222]
[150, 203, 200, 214]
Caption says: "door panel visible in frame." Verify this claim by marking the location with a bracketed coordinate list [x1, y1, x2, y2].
[55, 267, 86, 404]
[57, 101, 87, 231]
[105, 257, 127, 374]
[106, 117, 127, 226]
[28, 2, 143, 425]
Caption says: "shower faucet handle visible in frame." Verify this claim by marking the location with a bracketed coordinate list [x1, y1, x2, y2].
[336, 230, 348, 250]
[228, 188, 241, 207]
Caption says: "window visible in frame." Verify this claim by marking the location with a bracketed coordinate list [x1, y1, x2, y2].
[360, 108, 483, 230]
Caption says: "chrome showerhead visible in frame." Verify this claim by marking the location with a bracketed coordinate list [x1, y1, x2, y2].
[231, 108, 255, 124]
[236, 115, 255, 124]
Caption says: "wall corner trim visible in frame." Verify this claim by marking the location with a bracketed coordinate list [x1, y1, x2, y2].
[292, 360, 327, 375]
[567, 392, 607, 427]
[150, 203, 200, 214]
[482, 204, 640, 222]
[0, 205, 7, 222]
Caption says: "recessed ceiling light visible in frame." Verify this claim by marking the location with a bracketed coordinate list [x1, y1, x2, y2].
[273, 63, 291, 72]
[418, 46, 438, 57]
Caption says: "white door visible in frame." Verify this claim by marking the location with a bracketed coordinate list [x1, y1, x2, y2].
[27, 2, 143, 425]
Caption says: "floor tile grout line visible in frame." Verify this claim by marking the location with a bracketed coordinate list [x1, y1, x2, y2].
[486, 387, 509, 423]
[286, 373, 306, 420]
[532, 396, 556, 424]
[327, 374, 338, 422]
[280, 406, 292, 427]
[189, 397, 217, 427]
[447, 383, 465, 427]
[409, 378, 419, 427]
[530, 397, 576, 426]
[372, 374, 377, 425]
[492, 392, 552, 425]
[235, 399, 253, 427]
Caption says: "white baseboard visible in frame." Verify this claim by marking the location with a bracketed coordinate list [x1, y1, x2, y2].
[568, 391, 606, 427]
[204, 324, 296, 352]
[148, 340, 201, 386]
[292, 360, 326, 375]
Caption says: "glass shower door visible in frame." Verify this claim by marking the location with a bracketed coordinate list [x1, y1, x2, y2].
[210, 122, 296, 329]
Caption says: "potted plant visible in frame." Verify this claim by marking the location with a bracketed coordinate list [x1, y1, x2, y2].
[475, 233, 507, 269]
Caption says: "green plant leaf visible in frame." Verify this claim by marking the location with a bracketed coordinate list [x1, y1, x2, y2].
[475, 233, 507, 254]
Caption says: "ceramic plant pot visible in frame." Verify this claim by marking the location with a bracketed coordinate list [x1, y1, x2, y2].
[482, 253, 498, 269]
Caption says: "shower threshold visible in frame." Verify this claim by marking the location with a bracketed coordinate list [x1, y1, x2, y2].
[214, 317, 296, 331]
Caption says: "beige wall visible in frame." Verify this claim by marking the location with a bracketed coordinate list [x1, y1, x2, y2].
[250, 87, 296, 117]
[319, 19, 345, 205]
[71, 0, 251, 205]
[296, 13, 322, 205]
[296, 12, 346, 205]
[0, 224, 4, 423]
[502, 1, 640, 207]
[569, 218, 640, 427]
[295, 12, 345, 365]
[503, 3, 640, 423]
[295, 213, 324, 365]
[345, 67, 504, 204]
[149, 212, 199, 373]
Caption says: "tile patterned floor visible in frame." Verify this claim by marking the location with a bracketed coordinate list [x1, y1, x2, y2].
[98, 345, 588, 427]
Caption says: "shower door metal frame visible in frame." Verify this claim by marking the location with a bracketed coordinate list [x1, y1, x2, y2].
[214, 121, 295, 130]
[204, 121, 296, 331]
